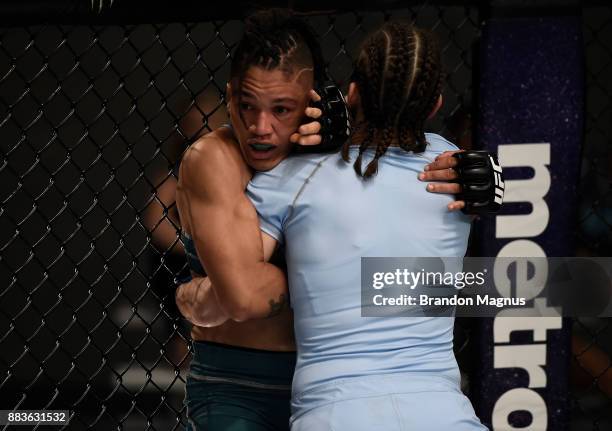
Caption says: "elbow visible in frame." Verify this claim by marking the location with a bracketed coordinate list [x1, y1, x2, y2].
[214, 284, 257, 322]
[222, 296, 257, 322]
[222, 302, 254, 323]
[227, 308, 252, 323]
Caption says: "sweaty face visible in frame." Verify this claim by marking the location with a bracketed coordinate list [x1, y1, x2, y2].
[229, 66, 313, 171]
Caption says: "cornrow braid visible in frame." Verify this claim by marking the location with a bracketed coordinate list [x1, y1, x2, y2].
[345, 39, 385, 171]
[230, 9, 325, 88]
[398, 126, 415, 153]
[403, 29, 444, 153]
[361, 24, 415, 177]
[348, 22, 443, 179]
[363, 125, 394, 177]
[346, 30, 391, 173]
[353, 125, 376, 176]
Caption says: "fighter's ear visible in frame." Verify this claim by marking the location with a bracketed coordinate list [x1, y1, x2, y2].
[226, 82, 233, 103]
[347, 82, 360, 110]
[427, 94, 443, 120]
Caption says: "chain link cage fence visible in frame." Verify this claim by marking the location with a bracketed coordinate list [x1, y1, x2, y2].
[571, 3, 612, 429]
[0, 0, 610, 429]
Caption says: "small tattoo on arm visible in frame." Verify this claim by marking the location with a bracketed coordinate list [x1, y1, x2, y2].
[268, 293, 288, 317]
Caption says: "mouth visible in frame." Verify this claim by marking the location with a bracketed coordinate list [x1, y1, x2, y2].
[249, 143, 276, 152]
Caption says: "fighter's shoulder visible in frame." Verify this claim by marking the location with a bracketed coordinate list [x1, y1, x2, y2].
[181, 129, 235, 169]
[179, 129, 246, 198]
[424, 133, 460, 154]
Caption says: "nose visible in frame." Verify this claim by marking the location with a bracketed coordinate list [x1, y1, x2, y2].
[248, 111, 273, 137]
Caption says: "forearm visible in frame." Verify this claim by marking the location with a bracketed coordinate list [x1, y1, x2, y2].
[211, 261, 288, 322]
[177, 265, 287, 324]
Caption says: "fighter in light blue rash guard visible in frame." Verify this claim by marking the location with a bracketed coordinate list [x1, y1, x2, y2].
[247, 133, 487, 430]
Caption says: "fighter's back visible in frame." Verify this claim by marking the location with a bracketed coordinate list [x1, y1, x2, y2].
[247, 133, 476, 425]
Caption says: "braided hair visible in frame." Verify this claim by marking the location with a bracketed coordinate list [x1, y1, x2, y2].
[230, 9, 326, 88]
[343, 22, 444, 178]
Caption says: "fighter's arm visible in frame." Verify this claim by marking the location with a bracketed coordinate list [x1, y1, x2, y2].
[176, 231, 280, 326]
[419, 150, 504, 214]
[177, 142, 287, 322]
[175, 275, 229, 327]
[418, 151, 464, 210]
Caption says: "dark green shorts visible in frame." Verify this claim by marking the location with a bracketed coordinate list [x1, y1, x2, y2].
[184, 341, 296, 431]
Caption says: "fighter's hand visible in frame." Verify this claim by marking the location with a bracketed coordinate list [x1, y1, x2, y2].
[176, 276, 229, 327]
[418, 150, 466, 212]
[290, 90, 322, 146]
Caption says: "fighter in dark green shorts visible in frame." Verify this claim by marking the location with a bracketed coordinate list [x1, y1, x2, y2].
[175, 11, 324, 430]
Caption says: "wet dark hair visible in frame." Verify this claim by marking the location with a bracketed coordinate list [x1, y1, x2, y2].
[230, 9, 326, 86]
[342, 21, 444, 178]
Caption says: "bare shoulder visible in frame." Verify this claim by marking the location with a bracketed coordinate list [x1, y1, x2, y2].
[178, 128, 250, 200]
[181, 129, 231, 173]
[181, 129, 243, 176]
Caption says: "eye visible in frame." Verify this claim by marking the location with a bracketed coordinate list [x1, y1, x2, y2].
[274, 106, 291, 115]
[240, 102, 253, 111]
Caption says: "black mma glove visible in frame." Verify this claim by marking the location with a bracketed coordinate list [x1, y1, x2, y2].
[452, 150, 504, 215]
[293, 81, 350, 154]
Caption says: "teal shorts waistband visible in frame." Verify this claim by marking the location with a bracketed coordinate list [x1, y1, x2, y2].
[189, 341, 297, 387]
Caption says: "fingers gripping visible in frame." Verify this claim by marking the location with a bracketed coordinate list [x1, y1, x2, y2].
[452, 151, 504, 215]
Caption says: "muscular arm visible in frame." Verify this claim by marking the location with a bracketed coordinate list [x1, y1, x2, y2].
[176, 231, 281, 326]
[176, 138, 287, 322]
